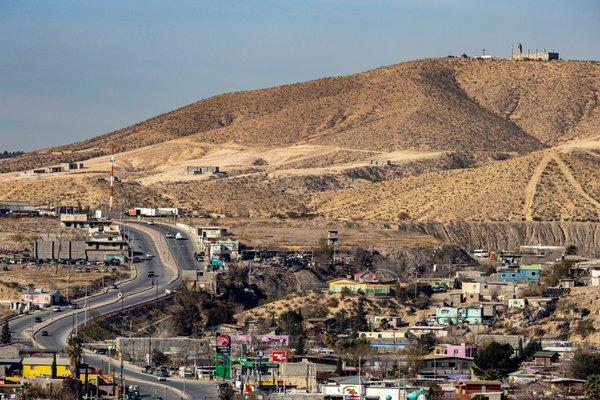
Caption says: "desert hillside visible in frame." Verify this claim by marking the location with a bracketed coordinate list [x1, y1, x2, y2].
[2, 57, 599, 173]
[1, 57, 599, 224]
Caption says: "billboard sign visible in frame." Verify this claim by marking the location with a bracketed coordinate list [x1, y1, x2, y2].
[272, 350, 288, 363]
[216, 332, 231, 354]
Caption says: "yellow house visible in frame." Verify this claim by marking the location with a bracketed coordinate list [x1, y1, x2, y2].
[22, 357, 71, 379]
[328, 278, 394, 296]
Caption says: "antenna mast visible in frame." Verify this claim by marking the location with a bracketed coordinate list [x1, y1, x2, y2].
[109, 146, 115, 212]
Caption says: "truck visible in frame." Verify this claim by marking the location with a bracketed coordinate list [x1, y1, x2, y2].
[178, 366, 194, 378]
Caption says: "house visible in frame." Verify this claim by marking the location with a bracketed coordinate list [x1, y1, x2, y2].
[278, 361, 317, 391]
[435, 306, 483, 325]
[418, 354, 473, 379]
[21, 357, 71, 379]
[366, 314, 403, 329]
[547, 378, 585, 395]
[406, 325, 449, 339]
[456, 380, 502, 400]
[328, 278, 394, 296]
[591, 269, 600, 286]
[370, 339, 409, 352]
[321, 376, 407, 400]
[508, 298, 526, 309]
[198, 226, 228, 250]
[497, 267, 540, 283]
[354, 271, 380, 283]
[533, 351, 559, 367]
[446, 343, 478, 358]
[186, 166, 219, 175]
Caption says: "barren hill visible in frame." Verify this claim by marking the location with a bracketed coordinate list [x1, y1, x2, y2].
[1, 56, 600, 226]
[3, 57, 600, 173]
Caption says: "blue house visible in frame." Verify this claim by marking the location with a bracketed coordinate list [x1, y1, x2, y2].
[436, 306, 483, 325]
[497, 267, 540, 283]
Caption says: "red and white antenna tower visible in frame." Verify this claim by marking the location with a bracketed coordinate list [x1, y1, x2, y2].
[109, 146, 115, 211]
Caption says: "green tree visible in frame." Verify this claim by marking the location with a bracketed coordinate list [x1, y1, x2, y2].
[380, 318, 390, 330]
[570, 352, 600, 379]
[294, 335, 306, 355]
[1, 320, 11, 344]
[585, 374, 600, 400]
[427, 382, 444, 400]
[415, 333, 436, 352]
[218, 382, 235, 400]
[279, 310, 304, 336]
[522, 339, 542, 361]
[66, 334, 83, 400]
[152, 349, 169, 366]
[474, 341, 519, 378]
[352, 296, 369, 332]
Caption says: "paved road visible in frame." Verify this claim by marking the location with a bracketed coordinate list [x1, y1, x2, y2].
[10, 223, 217, 399]
[141, 222, 198, 270]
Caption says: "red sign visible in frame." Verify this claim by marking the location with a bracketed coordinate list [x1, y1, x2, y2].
[217, 333, 231, 347]
[272, 350, 288, 363]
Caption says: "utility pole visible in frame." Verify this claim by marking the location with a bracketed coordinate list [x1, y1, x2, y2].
[109, 146, 115, 212]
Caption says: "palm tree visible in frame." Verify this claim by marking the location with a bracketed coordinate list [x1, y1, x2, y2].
[66, 334, 83, 400]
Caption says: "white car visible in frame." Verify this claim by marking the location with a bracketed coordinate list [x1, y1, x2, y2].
[147, 221, 155, 225]
[156, 375, 166, 381]
[52, 306, 61, 312]
[165, 233, 174, 239]
[146, 253, 153, 258]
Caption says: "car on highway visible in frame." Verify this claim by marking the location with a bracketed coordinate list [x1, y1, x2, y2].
[147, 271, 155, 278]
[41, 330, 49, 336]
[165, 233, 174, 238]
[147, 221, 155, 225]
[156, 375, 166, 382]
[68, 303, 78, 309]
[146, 252, 153, 258]
[52, 306, 61, 312]
[175, 232, 184, 240]
[111, 284, 118, 289]
[34, 317, 42, 323]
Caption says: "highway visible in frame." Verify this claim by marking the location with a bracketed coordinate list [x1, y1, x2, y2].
[10, 222, 217, 399]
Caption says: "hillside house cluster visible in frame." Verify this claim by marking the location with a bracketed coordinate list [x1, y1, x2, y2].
[26, 161, 84, 176]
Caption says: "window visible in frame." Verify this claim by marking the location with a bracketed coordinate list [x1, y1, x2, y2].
[449, 362, 456, 368]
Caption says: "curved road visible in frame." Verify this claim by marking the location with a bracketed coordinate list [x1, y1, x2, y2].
[10, 223, 217, 399]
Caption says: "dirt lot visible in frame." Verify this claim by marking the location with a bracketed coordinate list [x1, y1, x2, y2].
[0, 216, 85, 255]
[178, 217, 441, 251]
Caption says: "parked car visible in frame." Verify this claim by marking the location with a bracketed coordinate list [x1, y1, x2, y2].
[52, 306, 61, 312]
[34, 317, 42, 323]
[147, 271, 155, 278]
[68, 303, 78, 309]
[156, 375, 166, 382]
[41, 330, 49, 336]
[165, 233, 174, 239]
[147, 221, 155, 225]
[146, 253, 153, 258]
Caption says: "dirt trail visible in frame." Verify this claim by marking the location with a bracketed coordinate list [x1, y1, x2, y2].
[550, 152, 600, 218]
[524, 153, 552, 221]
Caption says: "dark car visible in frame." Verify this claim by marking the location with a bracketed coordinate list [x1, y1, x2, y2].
[68, 303, 78, 309]
[147, 271, 155, 278]
[34, 317, 42, 323]
[41, 330, 49, 336]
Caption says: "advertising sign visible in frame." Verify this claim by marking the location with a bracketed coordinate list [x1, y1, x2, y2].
[216, 332, 231, 354]
[272, 350, 288, 363]
[215, 353, 231, 380]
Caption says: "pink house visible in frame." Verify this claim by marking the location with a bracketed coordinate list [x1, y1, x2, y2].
[354, 272, 379, 283]
[447, 343, 478, 358]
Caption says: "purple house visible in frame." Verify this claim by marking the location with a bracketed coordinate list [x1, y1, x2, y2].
[446, 343, 478, 358]
[354, 271, 379, 283]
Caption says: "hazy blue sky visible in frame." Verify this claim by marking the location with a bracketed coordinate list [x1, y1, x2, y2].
[1, 0, 599, 150]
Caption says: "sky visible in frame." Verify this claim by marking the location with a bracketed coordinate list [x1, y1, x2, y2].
[1, 0, 599, 151]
